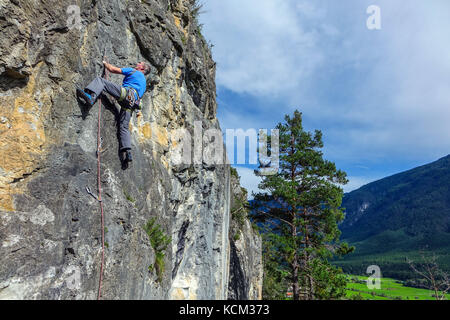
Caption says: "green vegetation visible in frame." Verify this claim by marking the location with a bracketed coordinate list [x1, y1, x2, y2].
[345, 275, 450, 300]
[261, 230, 291, 300]
[143, 218, 172, 283]
[252, 110, 353, 300]
[230, 167, 249, 229]
[230, 167, 239, 179]
[251, 222, 260, 233]
[190, 0, 204, 36]
[336, 155, 450, 280]
[123, 189, 135, 203]
[104, 228, 109, 248]
[189, 0, 214, 50]
[334, 247, 450, 281]
[341, 155, 450, 243]
[180, 33, 187, 45]
[231, 203, 247, 228]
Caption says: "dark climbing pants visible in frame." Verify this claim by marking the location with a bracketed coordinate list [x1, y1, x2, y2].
[85, 77, 122, 99]
[118, 108, 132, 152]
[85, 77, 132, 152]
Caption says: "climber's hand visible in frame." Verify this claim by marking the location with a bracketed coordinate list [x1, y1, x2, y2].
[136, 111, 142, 118]
[102, 62, 122, 74]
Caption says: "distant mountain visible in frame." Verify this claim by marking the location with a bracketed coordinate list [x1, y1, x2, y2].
[336, 155, 450, 279]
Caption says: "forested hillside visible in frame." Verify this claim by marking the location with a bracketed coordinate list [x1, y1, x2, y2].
[336, 155, 450, 280]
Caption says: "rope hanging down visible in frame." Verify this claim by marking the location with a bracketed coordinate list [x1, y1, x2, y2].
[96, 51, 109, 300]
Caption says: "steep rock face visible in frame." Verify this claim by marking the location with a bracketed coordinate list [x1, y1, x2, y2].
[0, 0, 230, 300]
[227, 170, 263, 300]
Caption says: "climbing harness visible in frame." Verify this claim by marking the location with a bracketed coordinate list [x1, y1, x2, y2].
[118, 70, 142, 111]
[118, 86, 142, 111]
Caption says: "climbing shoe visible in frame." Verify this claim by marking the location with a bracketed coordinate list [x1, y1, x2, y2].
[76, 88, 95, 107]
[121, 159, 128, 170]
[121, 150, 132, 170]
[125, 150, 133, 163]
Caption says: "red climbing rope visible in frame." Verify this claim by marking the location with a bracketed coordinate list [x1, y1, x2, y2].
[97, 53, 109, 300]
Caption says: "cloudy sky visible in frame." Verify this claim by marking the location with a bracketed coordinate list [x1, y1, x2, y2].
[199, 0, 450, 197]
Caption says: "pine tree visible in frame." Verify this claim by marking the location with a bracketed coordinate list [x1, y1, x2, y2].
[252, 110, 353, 300]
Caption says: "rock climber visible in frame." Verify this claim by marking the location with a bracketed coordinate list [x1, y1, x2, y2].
[76, 61, 151, 169]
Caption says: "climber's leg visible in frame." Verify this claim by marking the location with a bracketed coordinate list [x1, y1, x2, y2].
[118, 107, 132, 152]
[85, 77, 122, 100]
[118, 107, 133, 169]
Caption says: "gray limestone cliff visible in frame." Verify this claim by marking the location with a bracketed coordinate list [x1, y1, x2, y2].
[0, 0, 261, 300]
[227, 169, 263, 300]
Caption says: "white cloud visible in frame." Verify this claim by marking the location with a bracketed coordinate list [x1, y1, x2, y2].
[201, 0, 450, 177]
[318, 0, 450, 163]
[201, 0, 327, 96]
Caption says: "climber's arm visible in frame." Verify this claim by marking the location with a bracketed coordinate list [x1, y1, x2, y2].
[103, 61, 122, 74]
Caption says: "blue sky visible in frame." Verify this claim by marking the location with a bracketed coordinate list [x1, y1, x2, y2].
[199, 0, 450, 197]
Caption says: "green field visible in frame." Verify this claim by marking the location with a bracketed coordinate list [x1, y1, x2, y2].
[346, 275, 450, 300]
[334, 247, 450, 281]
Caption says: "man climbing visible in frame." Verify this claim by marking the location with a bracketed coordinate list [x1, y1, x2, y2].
[76, 61, 151, 169]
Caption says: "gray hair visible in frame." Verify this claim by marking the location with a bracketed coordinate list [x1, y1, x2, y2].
[142, 62, 151, 75]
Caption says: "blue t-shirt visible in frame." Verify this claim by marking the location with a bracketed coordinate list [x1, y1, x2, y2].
[121, 68, 147, 98]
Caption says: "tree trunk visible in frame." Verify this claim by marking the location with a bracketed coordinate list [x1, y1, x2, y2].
[290, 131, 301, 300]
[305, 216, 314, 299]
[292, 224, 300, 300]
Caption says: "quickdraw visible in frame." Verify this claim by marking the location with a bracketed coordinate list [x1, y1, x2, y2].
[86, 186, 102, 202]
